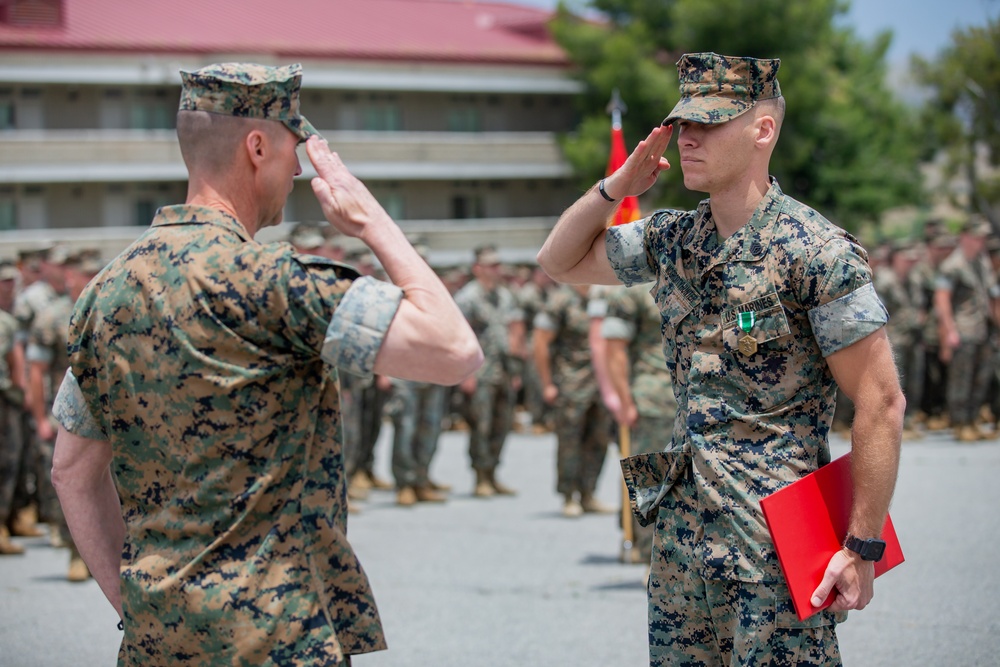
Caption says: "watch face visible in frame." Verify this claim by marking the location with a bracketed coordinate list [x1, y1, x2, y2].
[865, 540, 887, 562]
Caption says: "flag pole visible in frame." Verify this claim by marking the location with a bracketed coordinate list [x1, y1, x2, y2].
[606, 88, 637, 564]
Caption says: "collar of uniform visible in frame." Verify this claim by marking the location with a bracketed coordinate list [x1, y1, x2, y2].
[150, 205, 253, 243]
[691, 178, 784, 280]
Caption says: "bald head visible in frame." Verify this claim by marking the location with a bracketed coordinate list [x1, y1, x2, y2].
[176, 110, 286, 176]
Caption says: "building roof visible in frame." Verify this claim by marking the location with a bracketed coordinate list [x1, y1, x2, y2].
[0, 0, 568, 65]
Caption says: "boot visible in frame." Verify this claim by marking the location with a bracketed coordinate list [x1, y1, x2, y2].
[396, 486, 418, 507]
[488, 470, 517, 496]
[426, 478, 452, 493]
[67, 551, 91, 583]
[348, 471, 371, 501]
[10, 505, 44, 538]
[365, 471, 393, 491]
[0, 526, 24, 555]
[473, 470, 494, 498]
[580, 493, 615, 514]
[925, 415, 950, 431]
[562, 494, 582, 518]
[957, 424, 980, 443]
[414, 485, 447, 503]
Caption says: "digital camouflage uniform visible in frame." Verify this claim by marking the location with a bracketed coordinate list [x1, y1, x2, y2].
[875, 262, 925, 426]
[535, 285, 610, 501]
[0, 307, 23, 532]
[52, 204, 398, 666]
[26, 295, 74, 545]
[516, 280, 549, 428]
[936, 246, 997, 428]
[11, 278, 59, 521]
[454, 279, 523, 476]
[607, 179, 887, 665]
[602, 284, 677, 563]
[386, 379, 447, 489]
[913, 254, 948, 420]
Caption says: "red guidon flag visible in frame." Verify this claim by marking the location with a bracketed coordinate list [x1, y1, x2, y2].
[607, 118, 641, 227]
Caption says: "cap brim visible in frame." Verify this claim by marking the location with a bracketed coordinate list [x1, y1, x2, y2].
[283, 115, 322, 141]
[663, 96, 753, 125]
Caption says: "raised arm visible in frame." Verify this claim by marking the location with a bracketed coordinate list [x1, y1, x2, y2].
[307, 137, 483, 385]
[536, 124, 672, 285]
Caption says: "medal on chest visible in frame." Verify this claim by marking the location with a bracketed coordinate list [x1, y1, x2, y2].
[737, 311, 758, 357]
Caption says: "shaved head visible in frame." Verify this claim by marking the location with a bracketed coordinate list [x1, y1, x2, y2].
[176, 110, 285, 175]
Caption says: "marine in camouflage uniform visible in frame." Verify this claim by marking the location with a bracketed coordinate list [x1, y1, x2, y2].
[0, 261, 26, 555]
[515, 267, 553, 432]
[49, 62, 481, 666]
[534, 284, 611, 516]
[386, 378, 448, 505]
[537, 52, 904, 666]
[934, 217, 997, 441]
[874, 242, 925, 437]
[454, 245, 525, 497]
[602, 284, 677, 563]
[914, 233, 957, 427]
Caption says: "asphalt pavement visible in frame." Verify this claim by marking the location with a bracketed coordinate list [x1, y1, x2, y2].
[2, 426, 999, 666]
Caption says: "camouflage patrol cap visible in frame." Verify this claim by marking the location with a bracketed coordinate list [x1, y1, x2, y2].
[959, 215, 992, 237]
[65, 249, 105, 274]
[663, 52, 782, 126]
[474, 244, 501, 266]
[288, 222, 325, 250]
[179, 63, 320, 141]
[0, 260, 18, 281]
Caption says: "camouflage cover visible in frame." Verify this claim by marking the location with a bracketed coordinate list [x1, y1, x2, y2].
[663, 52, 781, 126]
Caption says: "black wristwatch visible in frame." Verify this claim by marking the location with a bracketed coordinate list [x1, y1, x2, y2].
[843, 534, 886, 562]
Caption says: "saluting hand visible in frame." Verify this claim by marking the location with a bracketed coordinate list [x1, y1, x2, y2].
[306, 136, 390, 240]
[601, 124, 673, 201]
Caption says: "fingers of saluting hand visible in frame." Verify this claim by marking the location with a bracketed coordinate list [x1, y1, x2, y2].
[626, 124, 672, 175]
[305, 135, 344, 181]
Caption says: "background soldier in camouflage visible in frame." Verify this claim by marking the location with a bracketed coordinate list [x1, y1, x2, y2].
[0, 260, 26, 555]
[27, 250, 104, 580]
[934, 216, 998, 442]
[49, 62, 481, 666]
[386, 378, 449, 506]
[515, 265, 555, 433]
[454, 245, 525, 497]
[534, 283, 613, 517]
[875, 240, 926, 439]
[915, 231, 957, 429]
[602, 283, 677, 565]
[538, 52, 904, 665]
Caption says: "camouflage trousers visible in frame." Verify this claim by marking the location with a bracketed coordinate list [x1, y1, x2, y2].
[649, 470, 843, 666]
[621, 414, 672, 563]
[467, 376, 514, 473]
[554, 390, 609, 497]
[387, 381, 446, 488]
[946, 341, 993, 426]
[343, 379, 388, 478]
[0, 395, 23, 524]
[892, 339, 924, 421]
[920, 345, 948, 419]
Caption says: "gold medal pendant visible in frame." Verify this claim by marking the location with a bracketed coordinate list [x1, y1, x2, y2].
[737, 311, 757, 357]
[738, 333, 758, 357]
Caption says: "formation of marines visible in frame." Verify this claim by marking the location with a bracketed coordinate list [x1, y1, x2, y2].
[3, 214, 998, 572]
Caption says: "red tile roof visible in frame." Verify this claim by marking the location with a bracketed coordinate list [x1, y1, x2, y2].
[0, 0, 568, 65]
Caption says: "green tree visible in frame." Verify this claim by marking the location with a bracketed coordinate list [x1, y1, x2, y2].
[913, 16, 1000, 227]
[551, 0, 925, 233]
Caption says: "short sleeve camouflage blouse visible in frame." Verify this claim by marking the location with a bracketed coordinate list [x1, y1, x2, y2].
[606, 180, 887, 582]
[53, 205, 401, 665]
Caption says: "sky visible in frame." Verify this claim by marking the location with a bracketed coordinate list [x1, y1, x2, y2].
[505, 0, 998, 64]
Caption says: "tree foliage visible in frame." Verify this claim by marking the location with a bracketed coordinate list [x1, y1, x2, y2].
[912, 16, 1000, 225]
[551, 0, 926, 232]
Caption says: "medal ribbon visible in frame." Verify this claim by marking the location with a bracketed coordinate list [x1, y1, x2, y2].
[738, 311, 756, 333]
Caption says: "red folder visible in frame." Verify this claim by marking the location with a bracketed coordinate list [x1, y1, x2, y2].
[760, 452, 904, 621]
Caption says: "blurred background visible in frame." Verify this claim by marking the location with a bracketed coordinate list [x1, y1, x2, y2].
[0, 0, 996, 263]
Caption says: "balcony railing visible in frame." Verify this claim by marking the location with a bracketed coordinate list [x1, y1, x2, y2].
[0, 130, 572, 183]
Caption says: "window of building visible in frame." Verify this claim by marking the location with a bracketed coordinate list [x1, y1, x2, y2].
[0, 197, 15, 231]
[362, 105, 401, 131]
[0, 95, 13, 130]
[447, 108, 480, 133]
[131, 89, 174, 130]
[451, 194, 485, 219]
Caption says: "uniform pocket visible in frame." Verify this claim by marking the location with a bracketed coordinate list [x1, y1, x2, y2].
[620, 447, 690, 527]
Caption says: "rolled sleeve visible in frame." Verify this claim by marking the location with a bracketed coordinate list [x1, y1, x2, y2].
[601, 316, 635, 341]
[606, 220, 655, 287]
[533, 311, 556, 332]
[808, 282, 889, 357]
[52, 369, 107, 440]
[25, 343, 53, 364]
[321, 276, 403, 380]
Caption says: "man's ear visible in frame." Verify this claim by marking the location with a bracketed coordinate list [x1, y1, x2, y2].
[244, 129, 268, 169]
[755, 115, 778, 147]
